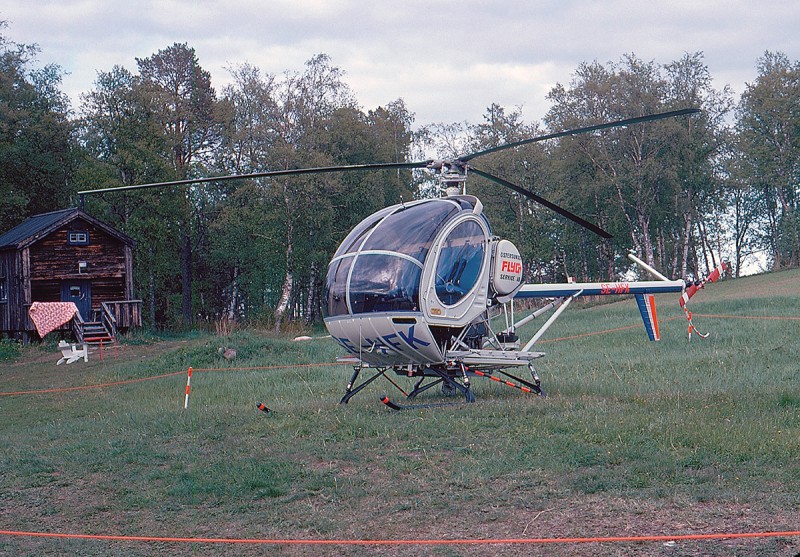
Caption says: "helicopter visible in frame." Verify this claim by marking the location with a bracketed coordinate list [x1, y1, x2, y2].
[79, 107, 725, 408]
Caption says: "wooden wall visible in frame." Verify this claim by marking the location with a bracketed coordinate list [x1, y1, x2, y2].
[30, 277, 127, 307]
[0, 250, 28, 332]
[29, 221, 130, 284]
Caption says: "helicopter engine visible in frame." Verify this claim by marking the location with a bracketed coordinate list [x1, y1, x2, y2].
[323, 193, 523, 368]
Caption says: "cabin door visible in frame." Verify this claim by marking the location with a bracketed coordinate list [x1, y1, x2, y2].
[61, 280, 92, 321]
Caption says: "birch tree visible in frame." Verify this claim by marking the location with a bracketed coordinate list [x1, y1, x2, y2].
[545, 53, 725, 276]
[736, 51, 800, 269]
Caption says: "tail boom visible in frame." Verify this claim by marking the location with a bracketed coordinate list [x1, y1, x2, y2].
[516, 280, 685, 299]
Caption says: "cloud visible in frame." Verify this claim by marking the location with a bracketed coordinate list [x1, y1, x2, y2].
[3, 0, 799, 125]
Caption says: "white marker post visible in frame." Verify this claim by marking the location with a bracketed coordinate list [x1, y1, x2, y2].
[184, 367, 193, 409]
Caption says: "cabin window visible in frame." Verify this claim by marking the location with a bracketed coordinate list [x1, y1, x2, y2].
[323, 256, 352, 318]
[0, 277, 7, 302]
[68, 230, 89, 245]
[434, 220, 486, 306]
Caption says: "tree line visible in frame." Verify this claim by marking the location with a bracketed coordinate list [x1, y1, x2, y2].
[2, 25, 798, 329]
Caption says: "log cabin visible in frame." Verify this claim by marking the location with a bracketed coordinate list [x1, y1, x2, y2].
[0, 208, 142, 343]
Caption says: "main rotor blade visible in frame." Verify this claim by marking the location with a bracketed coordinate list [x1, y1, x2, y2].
[78, 160, 433, 196]
[469, 166, 613, 239]
[459, 107, 701, 162]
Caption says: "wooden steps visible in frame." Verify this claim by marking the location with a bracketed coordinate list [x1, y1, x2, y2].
[82, 320, 115, 345]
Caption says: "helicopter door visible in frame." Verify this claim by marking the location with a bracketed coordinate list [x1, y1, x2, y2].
[424, 218, 490, 324]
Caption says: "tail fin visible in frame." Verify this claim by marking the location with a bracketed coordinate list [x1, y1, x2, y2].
[635, 293, 661, 341]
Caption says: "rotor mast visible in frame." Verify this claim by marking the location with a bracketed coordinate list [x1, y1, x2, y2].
[425, 160, 468, 196]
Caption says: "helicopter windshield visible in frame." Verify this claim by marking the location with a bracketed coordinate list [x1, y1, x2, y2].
[324, 199, 465, 317]
[348, 254, 422, 314]
[332, 205, 395, 259]
[360, 202, 458, 262]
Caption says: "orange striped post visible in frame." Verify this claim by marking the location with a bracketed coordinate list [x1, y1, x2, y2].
[184, 367, 193, 409]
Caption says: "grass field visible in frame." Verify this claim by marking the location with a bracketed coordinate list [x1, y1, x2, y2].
[1, 269, 799, 556]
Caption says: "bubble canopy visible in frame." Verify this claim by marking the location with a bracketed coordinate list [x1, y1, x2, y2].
[324, 197, 488, 318]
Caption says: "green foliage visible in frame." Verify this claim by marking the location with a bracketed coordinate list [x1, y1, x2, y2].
[544, 53, 732, 279]
[0, 338, 21, 361]
[0, 24, 77, 232]
[204, 57, 417, 327]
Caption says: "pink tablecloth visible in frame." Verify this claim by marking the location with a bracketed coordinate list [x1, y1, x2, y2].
[28, 302, 79, 338]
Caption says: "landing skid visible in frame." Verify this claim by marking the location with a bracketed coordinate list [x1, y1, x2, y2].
[339, 366, 388, 404]
[380, 366, 544, 410]
[340, 363, 476, 404]
[340, 360, 547, 405]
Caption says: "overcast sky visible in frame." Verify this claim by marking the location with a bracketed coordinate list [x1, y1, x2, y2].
[3, 1, 799, 128]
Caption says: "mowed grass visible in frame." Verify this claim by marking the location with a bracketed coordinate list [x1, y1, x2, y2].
[1, 270, 799, 557]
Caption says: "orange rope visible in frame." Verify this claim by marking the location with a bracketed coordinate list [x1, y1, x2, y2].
[0, 371, 185, 397]
[189, 362, 342, 372]
[1, 528, 799, 546]
[539, 323, 641, 343]
[0, 362, 345, 397]
[539, 316, 684, 343]
[691, 313, 800, 321]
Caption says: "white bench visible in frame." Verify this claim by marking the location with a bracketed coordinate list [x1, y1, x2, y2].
[57, 340, 88, 364]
